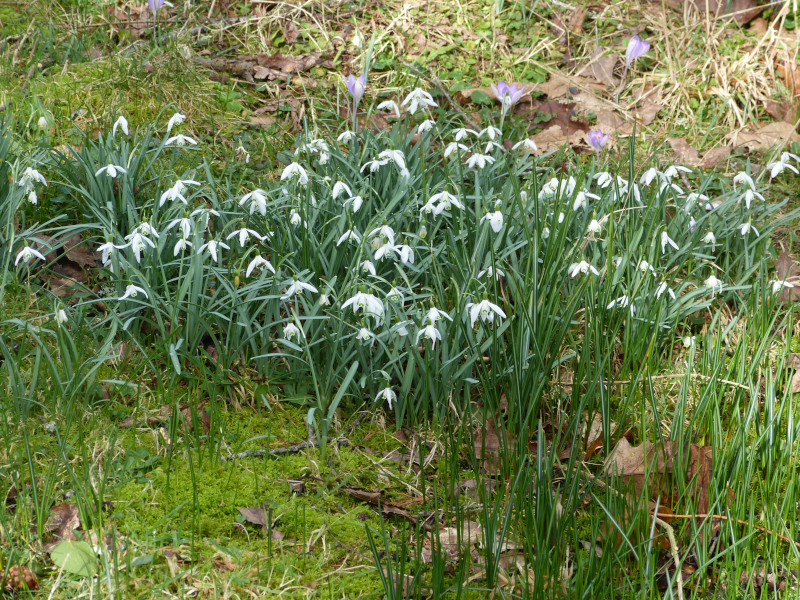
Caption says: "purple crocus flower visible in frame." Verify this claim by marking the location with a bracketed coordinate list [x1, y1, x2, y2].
[587, 129, 609, 151]
[346, 74, 366, 105]
[148, 0, 165, 14]
[491, 80, 525, 109]
[625, 35, 650, 70]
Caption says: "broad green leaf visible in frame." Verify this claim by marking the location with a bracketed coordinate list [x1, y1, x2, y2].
[51, 540, 99, 577]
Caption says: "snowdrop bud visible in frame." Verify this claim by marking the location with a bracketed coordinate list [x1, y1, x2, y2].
[37, 116, 48, 130]
[55, 309, 68, 324]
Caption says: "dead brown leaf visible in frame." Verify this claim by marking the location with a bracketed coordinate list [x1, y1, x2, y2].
[530, 124, 587, 152]
[107, 5, 150, 40]
[237, 506, 284, 539]
[775, 252, 800, 302]
[765, 101, 795, 123]
[420, 520, 483, 564]
[249, 114, 276, 127]
[635, 99, 662, 126]
[283, 20, 299, 44]
[577, 46, 618, 88]
[667, 137, 702, 166]
[42, 503, 81, 551]
[728, 121, 800, 150]
[568, 6, 587, 33]
[739, 562, 799, 595]
[699, 145, 731, 169]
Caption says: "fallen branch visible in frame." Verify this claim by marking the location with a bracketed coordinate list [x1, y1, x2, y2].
[654, 517, 684, 600]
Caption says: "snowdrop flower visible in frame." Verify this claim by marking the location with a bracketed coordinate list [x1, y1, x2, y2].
[227, 228, 265, 247]
[481, 210, 504, 233]
[704, 275, 723, 292]
[356, 327, 375, 345]
[662, 165, 691, 179]
[688, 216, 697, 233]
[512, 139, 538, 153]
[477, 265, 505, 280]
[738, 221, 758, 237]
[568, 261, 599, 278]
[37, 116, 48, 130]
[541, 226, 550, 240]
[123, 231, 156, 264]
[113, 116, 129, 136]
[369, 225, 396, 246]
[425, 307, 452, 325]
[246, 255, 275, 277]
[239, 189, 268, 216]
[767, 153, 800, 178]
[159, 179, 200, 206]
[594, 172, 615, 187]
[416, 324, 441, 347]
[131, 222, 160, 239]
[466, 299, 507, 328]
[55, 309, 68, 324]
[376, 387, 397, 409]
[420, 198, 439, 216]
[479, 126, 502, 141]
[374, 243, 397, 261]
[702, 231, 716, 244]
[466, 153, 495, 170]
[682, 336, 695, 348]
[572, 191, 598, 211]
[342, 292, 384, 323]
[484, 141, 504, 154]
[606, 295, 632, 310]
[166, 112, 186, 133]
[289, 209, 303, 227]
[444, 142, 469, 158]
[15, 246, 45, 266]
[638, 259, 655, 274]
[332, 181, 352, 200]
[198, 239, 229, 263]
[283, 323, 303, 342]
[587, 129, 609, 151]
[165, 217, 193, 239]
[417, 120, 436, 134]
[395, 244, 414, 264]
[337, 229, 361, 246]
[281, 278, 318, 300]
[769, 279, 794, 294]
[655, 281, 676, 300]
[281, 163, 309, 186]
[360, 260, 376, 276]
[341, 195, 362, 213]
[361, 158, 389, 173]
[453, 128, 478, 141]
[95, 163, 127, 178]
[165, 134, 198, 146]
[660, 231, 679, 254]
[732, 171, 755, 190]
[640, 168, 660, 187]
[684, 192, 709, 211]
[625, 35, 649, 69]
[376, 100, 401, 118]
[377, 149, 407, 171]
[173, 238, 193, 255]
[337, 130, 355, 144]
[190, 207, 220, 227]
[236, 145, 250, 163]
[401, 88, 437, 114]
[587, 219, 603, 235]
[18, 167, 47, 188]
[346, 74, 366, 104]
[386, 287, 404, 303]
[119, 284, 148, 300]
[741, 189, 765, 210]
[97, 241, 120, 266]
[431, 191, 464, 215]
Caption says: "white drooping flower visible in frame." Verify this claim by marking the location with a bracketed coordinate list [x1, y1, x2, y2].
[376, 100, 401, 118]
[283, 323, 303, 342]
[95, 163, 127, 178]
[568, 261, 599, 278]
[239, 189, 269, 216]
[417, 120, 436, 134]
[769, 279, 794, 294]
[425, 307, 452, 326]
[112, 115, 129, 136]
[173, 238, 193, 256]
[655, 282, 676, 300]
[360, 260, 376, 276]
[119, 284, 148, 300]
[416, 324, 442, 348]
[14, 246, 45, 266]
[281, 162, 309, 186]
[453, 128, 478, 141]
[123, 231, 156, 264]
[732, 171, 755, 190]
[401, 88, 437, 114]
[660, 231, 679, 254]
[702, 231, 716, 244]
[738, 221, 758, 237]
[55, 309, 68, 324]
[332, 181, 352, 200]
[198, 239, 229, 263]
[337, 130, 356, 144]
[342, 292, 384, 324]
[704, 275, 723, 292]
[375, 387, 397, 409]
[465, 153, 495, 170]
[337, 229, 361, 246]
[465, 299, 507, 328]
[281, 278, 318, 300]
[512, 139, 538, 153]
[444, 142, 469, 158]
[226, 228, 265, 247]
[166, 112, 186, 133]
[356, 327, 375, 345]
[481, 211, 504, 233]
[587, 219, 603, 235]
[246, 256, 275, 278]
[165, 134, 198, 146]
